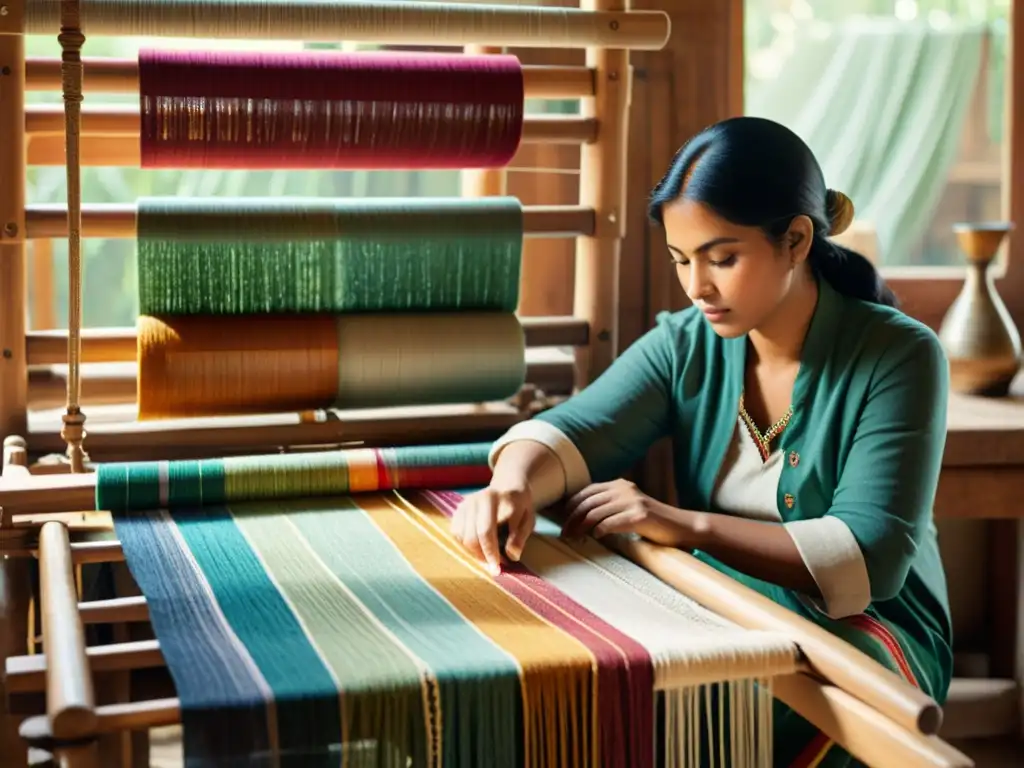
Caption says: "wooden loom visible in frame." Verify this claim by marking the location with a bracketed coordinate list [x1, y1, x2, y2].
[0, 1, 974, 767]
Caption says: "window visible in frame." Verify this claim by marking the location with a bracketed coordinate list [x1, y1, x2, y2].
[743, 0, 1015, 325]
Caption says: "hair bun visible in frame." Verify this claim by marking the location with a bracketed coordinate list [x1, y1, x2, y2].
[825, 189, 855, 236]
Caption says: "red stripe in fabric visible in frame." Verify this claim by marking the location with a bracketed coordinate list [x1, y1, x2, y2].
[425, 489, 655, 768]
[373, 448, 390, 491]
[789, 731, 832, 768]
[846, 615, 919, 687]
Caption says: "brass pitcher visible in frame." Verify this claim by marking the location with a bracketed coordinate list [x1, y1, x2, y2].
[937, 222, 1021, 396]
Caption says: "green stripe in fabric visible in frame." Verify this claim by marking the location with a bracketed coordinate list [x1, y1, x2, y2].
[136, 196, 524, 315]
[173, 505, 343, 765]
[288, 496, 523, 768]
[230, 501, 432, 767]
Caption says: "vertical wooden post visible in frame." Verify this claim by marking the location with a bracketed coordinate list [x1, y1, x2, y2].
[0, 5, 30, 761]
[0, 0, 28, 441]
[573, 0, 630, 387]
[2, 441, 32, 768]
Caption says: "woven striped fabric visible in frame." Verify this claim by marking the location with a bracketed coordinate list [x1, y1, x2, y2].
[96, 443, 492, 512]
[110, 480, 799, 768]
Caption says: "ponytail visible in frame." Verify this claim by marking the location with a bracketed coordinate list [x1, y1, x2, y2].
[808, 239, 898, 308]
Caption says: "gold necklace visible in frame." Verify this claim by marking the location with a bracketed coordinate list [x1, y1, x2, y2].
[738, 391, 793, 462]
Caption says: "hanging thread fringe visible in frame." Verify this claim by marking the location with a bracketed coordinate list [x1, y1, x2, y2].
[663, 679, 775, 768]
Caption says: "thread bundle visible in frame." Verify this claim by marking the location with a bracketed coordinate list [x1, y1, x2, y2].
[136, 197, 524, 315]
[138, 48, 525, 169]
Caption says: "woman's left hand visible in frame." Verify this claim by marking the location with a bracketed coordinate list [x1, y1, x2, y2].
[561, 479, 701, 548]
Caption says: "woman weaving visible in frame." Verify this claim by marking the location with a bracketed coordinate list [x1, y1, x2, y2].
[452, 116, 953, 766]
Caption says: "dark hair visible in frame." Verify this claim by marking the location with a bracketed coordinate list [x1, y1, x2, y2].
[648, 116, 897, 308]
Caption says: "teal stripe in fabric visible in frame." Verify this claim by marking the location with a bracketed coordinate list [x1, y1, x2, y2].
[95, 443, 492, 512]
[174, 505, 343, 766]
[230, 500, 433, 767]
[135, 196, 524, 316]
[115, 509, 277, 765]
[288, 496, 523, 768]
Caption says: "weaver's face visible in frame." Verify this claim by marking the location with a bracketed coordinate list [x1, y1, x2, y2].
[660, 198, 797, 339]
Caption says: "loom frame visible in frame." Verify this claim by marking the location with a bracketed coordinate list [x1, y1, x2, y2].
[0, 0, 974, 766]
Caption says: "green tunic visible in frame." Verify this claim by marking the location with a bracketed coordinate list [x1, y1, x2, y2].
[527, 279, 953, 766]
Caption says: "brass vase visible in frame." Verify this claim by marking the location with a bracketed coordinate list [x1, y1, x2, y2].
[937, 222, 1021, 396]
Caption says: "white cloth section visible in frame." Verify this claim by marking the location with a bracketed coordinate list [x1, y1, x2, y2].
[522, 514, 800, 689]
[712, 422, 785, 523]
[713, 419, 872, 618]
[488, 420, 592, 509]
[784, 517, 873, 619]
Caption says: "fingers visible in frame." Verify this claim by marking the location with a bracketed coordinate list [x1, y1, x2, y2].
[452, 499, 484, 561]
[476, 495, 508, 576]
[565, 481, 614, 513]
[562, 490, 614, 538]
[591, 511, 643, 539]
[452, 488, 534, 576]
[505, 503, 535, 563]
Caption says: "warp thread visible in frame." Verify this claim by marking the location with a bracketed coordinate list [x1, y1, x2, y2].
[136, 313, 526, 419]
[138, 48, 524, 169]
[135, 196, 523, 315]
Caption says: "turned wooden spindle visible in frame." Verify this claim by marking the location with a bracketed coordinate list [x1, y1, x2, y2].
[58, 0, 89, 471]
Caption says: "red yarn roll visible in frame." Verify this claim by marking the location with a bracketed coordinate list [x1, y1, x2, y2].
[138, 49, 524, 170]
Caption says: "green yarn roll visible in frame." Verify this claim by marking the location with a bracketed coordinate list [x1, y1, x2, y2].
[136, 197, 523, 315]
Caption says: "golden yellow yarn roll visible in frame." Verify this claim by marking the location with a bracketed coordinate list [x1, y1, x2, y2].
[137, 313, 526, 419]
[137, 314, 341, 419]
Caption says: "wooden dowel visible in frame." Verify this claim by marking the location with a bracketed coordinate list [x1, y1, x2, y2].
[611, 536, 943, 736]
[26, 317, 590, 366]
[28, 367, 136, 410]
[24, 105, 598, 144]
[3, 435, 29, 469]
[11, 664, 970, 767]
[69, 541, 123, 566]
[25, 134, 561, 169]
[23, 2, 672, 50]
[25, 57, 596, 99]
[38, 522, 97, 740]
[1, 402, 527, 491]
[23, 203, 596, 240]
[78, 596, 148, 625]
[26, 354, 576, 410]
[772, 675, 971, 768]
[5, 639, 161, 695]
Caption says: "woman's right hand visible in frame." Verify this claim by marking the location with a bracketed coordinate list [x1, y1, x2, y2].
[451, 483, 536, 576]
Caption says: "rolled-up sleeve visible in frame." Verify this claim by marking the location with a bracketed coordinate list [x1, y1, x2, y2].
[785, 516, 872, 618]
[489, 313, 678, 505]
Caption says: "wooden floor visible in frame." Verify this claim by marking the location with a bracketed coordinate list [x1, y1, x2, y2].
[148, 727, 1023, 767]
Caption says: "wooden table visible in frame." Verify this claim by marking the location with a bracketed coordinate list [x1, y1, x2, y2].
[939, 376, 1024, 736]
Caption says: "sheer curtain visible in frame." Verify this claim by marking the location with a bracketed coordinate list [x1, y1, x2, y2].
[746, 20, 985, 264]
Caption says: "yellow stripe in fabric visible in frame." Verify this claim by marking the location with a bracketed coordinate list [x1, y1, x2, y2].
[356, 493, 597, 768]
[230, 504, 436, 767]
[806, 738, 833, 768]
[396, 493, 598, 767]
[344, 449, 380, 493]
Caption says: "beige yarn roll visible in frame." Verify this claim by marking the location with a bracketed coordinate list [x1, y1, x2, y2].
[334, 312, 526, 409]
